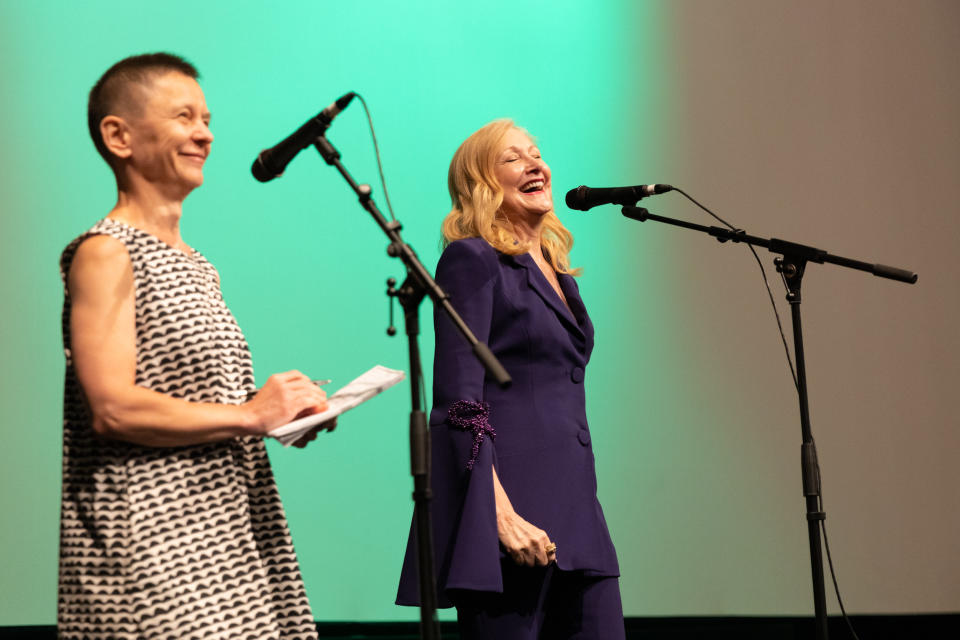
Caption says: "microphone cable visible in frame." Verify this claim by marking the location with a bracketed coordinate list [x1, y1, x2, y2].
[354, 93, 397, 223]
[674, 187, 797, 391]
[673, 187, 861, 640]
[353, 94, 429, 411]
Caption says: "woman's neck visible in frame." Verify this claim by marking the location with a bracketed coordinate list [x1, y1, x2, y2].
[506, 209, 544, 253]
[108, 186, 186, 251]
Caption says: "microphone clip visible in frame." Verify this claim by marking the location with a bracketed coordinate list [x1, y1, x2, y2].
[621, 206, 650, 222]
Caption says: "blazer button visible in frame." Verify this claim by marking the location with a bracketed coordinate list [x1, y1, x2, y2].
[570, 366, 585, 383]
[577, 428, 591, 446]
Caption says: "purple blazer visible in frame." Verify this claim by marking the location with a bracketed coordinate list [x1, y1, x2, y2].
[396, 237, 619, 607]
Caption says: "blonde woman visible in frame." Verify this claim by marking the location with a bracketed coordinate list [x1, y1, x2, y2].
[397, 120, 623, 639]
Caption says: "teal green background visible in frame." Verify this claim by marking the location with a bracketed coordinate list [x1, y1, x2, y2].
[0, 0, 669, 624]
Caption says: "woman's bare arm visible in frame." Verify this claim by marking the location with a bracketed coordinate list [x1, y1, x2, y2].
[68, 235, 327, 447]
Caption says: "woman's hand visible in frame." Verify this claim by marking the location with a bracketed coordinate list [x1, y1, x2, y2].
[492, 467, 557, 567]
[496, 508, 556, 567]
[290, 417, 338, 448]
[245, 371, 329, 436]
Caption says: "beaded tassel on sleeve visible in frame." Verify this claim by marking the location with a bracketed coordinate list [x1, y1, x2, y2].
[447, 400, 495, 470]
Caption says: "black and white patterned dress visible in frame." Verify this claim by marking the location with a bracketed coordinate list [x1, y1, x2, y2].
[58, 218, 317, 640]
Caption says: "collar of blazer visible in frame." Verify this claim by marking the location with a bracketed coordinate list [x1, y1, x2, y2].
[508, 252, 587, 342]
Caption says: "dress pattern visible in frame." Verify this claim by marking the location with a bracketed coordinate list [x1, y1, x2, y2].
[58, 218, 317, 640]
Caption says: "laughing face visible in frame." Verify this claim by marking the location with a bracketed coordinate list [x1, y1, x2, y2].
[493, 127, 553, 222]
[126, 71, 213, 195]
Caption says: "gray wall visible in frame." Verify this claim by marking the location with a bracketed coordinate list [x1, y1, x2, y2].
[639, 0, 959, 614]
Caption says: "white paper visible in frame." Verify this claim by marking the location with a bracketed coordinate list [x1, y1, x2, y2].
[267, 365, 406, 446]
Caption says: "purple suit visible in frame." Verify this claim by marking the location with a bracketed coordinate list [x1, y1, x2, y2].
[397, 237, 619, 608]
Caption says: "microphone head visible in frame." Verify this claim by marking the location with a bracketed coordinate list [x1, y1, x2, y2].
[251, 153, 276, 183]
[564, 185, 591, 211]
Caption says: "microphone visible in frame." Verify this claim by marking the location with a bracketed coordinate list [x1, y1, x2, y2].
[251, 92, 356, 182]
[564, 184, 673, 211]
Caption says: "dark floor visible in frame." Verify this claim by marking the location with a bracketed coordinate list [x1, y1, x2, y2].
[3, 614, 957, 639]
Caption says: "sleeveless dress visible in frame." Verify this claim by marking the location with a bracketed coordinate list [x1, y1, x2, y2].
[58, 218, 317, 640]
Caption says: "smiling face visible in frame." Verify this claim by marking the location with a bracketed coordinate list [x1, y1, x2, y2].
[493, 127, 553, 222]
[125, 71, 213, 195]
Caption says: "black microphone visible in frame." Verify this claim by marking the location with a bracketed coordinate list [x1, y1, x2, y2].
[251, 92, 356, 182]
[564, 184, 673, 211]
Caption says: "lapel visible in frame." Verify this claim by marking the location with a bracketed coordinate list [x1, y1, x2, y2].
[513, 253, 587, 343]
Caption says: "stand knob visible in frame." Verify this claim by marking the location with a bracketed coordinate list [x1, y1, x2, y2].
[774, 257, 797, 278]
[386, 277, 398, 336]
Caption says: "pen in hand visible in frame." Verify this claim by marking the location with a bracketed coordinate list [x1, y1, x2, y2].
[245, 379, 332, 401]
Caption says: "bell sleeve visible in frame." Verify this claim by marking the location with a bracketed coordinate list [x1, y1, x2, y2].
[396, 238, 504, 606]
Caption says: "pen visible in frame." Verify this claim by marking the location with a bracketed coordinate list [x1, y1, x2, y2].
[245, 379, 332, 401]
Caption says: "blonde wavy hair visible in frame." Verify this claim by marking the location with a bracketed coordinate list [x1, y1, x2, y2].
[441, 119, 581, 275]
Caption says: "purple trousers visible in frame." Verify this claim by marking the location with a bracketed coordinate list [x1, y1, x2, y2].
[450, 563, 625, 640]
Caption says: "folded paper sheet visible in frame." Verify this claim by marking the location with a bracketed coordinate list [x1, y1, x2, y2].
[267, 365, 406, 446]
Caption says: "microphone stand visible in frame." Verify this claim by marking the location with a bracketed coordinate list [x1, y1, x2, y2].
[312, 134, 511, 640]
[620, 205, 916, 640]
